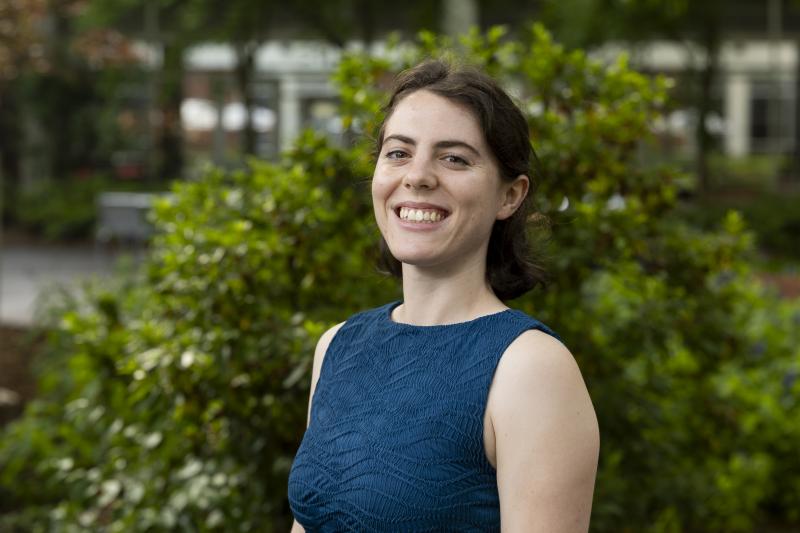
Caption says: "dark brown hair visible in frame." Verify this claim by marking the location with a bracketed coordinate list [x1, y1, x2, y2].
[375, 59, 547, 300]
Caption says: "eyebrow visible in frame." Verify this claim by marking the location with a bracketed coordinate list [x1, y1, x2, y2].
[383, 134, 482, 158]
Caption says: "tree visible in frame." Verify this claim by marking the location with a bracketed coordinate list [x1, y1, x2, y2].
[0, 0, 53, 190]
[79, 0, 196, 180]
[181, 0, 280, 156]
[543, 0, 727, 192]
[0, 0, 140, 196]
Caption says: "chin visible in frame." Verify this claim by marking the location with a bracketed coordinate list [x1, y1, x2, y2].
[386, 245, 439, 267]
[393, 251, 452, 271]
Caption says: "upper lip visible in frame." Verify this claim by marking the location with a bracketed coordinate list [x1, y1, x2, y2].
[392, 201, 451, 214]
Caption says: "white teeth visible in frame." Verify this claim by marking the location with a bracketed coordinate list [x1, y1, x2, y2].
[398, 207, 446, 223]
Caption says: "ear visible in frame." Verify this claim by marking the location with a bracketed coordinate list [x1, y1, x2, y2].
[496, 175, 529, 220]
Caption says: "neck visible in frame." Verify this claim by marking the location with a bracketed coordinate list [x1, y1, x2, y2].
[395, 254, 507, 326]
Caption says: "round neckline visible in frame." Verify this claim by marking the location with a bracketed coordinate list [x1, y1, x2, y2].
[384, 300, 514, 329]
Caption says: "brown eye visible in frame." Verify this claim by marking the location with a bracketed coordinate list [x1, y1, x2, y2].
[386, 150, 409, 160]
[443, 155, 468, 166]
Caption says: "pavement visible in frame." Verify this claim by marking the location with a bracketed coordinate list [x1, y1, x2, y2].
[0, 243, 147, 327]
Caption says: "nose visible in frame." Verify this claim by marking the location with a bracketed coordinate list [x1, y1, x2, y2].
[402, 156, 437, 191]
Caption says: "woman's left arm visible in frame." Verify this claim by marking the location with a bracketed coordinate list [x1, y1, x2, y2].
[490, 330, 600, 533]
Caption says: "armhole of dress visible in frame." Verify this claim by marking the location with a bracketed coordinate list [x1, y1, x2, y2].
[308, 302, 393, 420]
[321, 321, 347, 373]
[479, 320, 562, 472]
[308, 320, 348, 421]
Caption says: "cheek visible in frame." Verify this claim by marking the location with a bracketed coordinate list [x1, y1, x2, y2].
[371, 175, 392, 228]
[371, 172, 394, 207]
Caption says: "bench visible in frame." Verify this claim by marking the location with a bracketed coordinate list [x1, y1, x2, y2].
[95, 192, 171, 245]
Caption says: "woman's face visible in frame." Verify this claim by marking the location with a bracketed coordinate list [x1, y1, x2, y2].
[372, 89, 526, 273]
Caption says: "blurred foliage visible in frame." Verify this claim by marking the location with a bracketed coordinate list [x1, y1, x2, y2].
[0, 135, 394, 531]
[542, 0, 726, 48]
[0, 0, 146, 187]
[706, 153, 789, 192]
[1, 24, 799, 532]
[4, 174, 163, 241]
[0, 0, 52, 80]
[677, 191, 800, 263]
[541, 0, 728, 191]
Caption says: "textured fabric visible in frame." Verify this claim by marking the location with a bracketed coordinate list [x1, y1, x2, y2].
[288, 301, 559, 532]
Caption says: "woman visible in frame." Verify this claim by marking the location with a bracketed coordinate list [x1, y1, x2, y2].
[288, 60, 599, 532]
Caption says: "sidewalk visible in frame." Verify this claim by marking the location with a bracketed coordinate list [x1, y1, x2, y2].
[0, 242, 145, 327]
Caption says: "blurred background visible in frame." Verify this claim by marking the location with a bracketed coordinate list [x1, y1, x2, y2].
[1, 0, 799, 531]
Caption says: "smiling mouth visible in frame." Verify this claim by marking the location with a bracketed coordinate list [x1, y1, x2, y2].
[396, 206, 450, 223]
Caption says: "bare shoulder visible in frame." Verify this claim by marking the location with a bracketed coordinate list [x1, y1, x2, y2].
[493, 329, 588, 400]
[489, 329, 600, 532]
[490, 328, 599, 445]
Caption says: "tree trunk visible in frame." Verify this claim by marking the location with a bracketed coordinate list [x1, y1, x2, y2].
[158, 42, 184, 181]
[696, 29, 719, 193]
[211, 74, 227, 166]
[0, 86, 20, 194]
[235, 42, 258, 156]
[288, 3, 345, 48]
[794, 39, 800, 183]
[19, 98, 50, 191]
[355, 0, 375, 48]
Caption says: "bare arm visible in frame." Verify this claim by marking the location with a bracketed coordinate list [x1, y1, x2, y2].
[489, 330, 600, 532]
[290, 322, 345, 533]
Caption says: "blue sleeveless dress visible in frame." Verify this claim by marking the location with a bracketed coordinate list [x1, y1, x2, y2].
[288, 301, 560, 532]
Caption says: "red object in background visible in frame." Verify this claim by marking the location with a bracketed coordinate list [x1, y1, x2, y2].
[111, 151, 145, 180]
[75, 167, 94, 180]
[115, 163, 143, 180]
[759, 273, 800, 299]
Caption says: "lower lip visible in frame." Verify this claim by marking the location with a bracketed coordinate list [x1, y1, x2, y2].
[394, 211, 449, 231]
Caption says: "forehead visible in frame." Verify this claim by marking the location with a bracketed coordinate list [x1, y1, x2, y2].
[383, 90, 486, 148]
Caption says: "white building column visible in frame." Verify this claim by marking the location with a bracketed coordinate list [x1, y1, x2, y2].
[725, 73, 751, 157]
[279, 74, 302, 151]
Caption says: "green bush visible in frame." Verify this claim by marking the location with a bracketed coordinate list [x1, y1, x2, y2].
[707, 153, 788, 192]
[6, 175, 161, 241]
[1, 25, 799, 532]
[677, 191, 800, 263]
[4, 176, 99, 240]
[0, 138, 393, 532]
